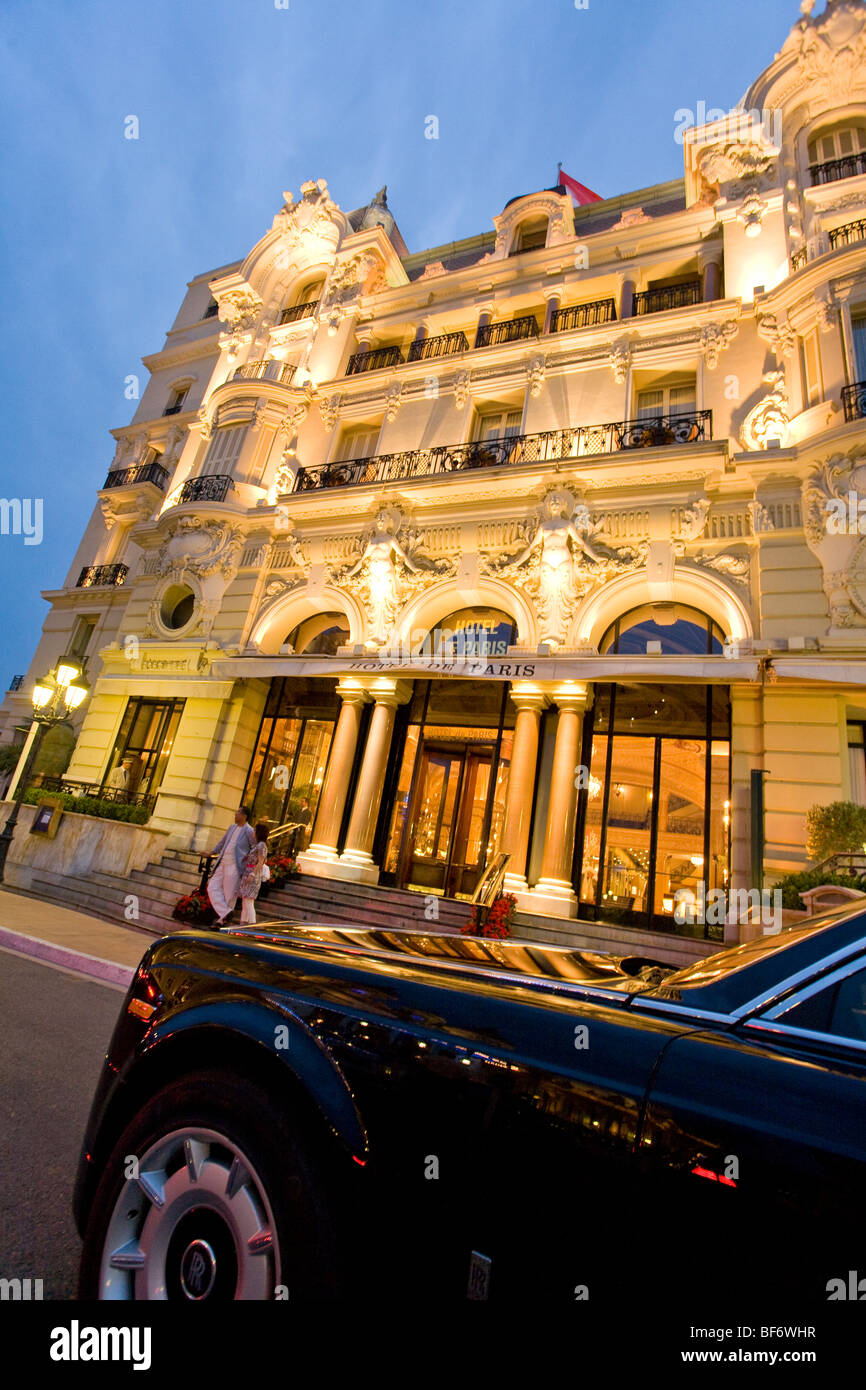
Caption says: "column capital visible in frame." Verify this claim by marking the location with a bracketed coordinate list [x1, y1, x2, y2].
[366, 676, 413, 707]
[509, 682, 550, 713]
[335, 678, 370, 705]
[547, 680, 593, 712]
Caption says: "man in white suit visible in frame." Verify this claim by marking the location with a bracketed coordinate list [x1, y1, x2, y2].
[206, 806, 256, 926]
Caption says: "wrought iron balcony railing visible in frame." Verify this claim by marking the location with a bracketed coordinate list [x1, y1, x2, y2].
[8, 675, 24, 691]
[790, 247, 808, 273]
[174, 474, 235, 505]
[809, 151, 866, 186]
[475, 315, 539, 349]
[31, 774, 157, 812]
[842, 381, 866, 423]
[232, 360, 295, 385]
[633, 282, 702, 315]
[102, 461, 170, 491]
[829, 218, 866, 251]
[407, 331, 469, 362]
[292, 411, 712, 492]
[278, 299, 320, 325]
[551, 298, 617, 332]
[76, 563, 129, 588]
[346, 346, 404, 375]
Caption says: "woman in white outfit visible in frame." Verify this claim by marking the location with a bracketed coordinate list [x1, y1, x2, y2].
[238, 823, 270, 925]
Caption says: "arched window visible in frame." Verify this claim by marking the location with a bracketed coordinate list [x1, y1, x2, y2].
[808, 122, 866, 184]
[600, 604, 724, 656]
[280, 277, 325, 324]
[510, 217, 548, 255]
[416, 608, 517, 658]
[287, 612, 350, 655]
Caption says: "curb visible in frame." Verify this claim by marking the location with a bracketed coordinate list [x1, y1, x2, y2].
[0, 926, 137, 988]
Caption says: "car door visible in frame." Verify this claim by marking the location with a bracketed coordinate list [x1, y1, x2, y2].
[637, 956, 866, 1304]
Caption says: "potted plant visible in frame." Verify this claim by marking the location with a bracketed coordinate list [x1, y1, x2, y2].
[266, 854, 300, 890]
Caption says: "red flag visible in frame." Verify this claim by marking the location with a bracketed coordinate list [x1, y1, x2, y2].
[558, 168, 603, 205]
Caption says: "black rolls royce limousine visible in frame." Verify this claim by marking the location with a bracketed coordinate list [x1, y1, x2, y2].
[75, 904, 866, 1303]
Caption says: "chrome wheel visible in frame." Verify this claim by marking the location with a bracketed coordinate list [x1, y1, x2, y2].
[97, 1126, 280, 1300]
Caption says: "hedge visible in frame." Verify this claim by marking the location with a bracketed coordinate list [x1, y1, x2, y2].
[772, 866, 866, 909]
[22, 789, 150, 825]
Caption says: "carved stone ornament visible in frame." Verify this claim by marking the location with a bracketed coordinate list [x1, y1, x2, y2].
[271, 179, 340, 246]
[527, 356, 546, 398]
[481, 487, 639, 650]
[674, 497, 711, 543]
[608, 339, 632, 384]
[318, 394, 341, 433]
[693, 551, 750, 586]
[739, 370, 790, 451]
[736, 186, 769, 235]
[801, 448, 866, 629]
[385, 383, 403, 423]
[815, 295, 839, 333]
[757, 313, 795, 359]
[748, 501, 775, 533]
[197, 407, 213, 442]
[794, 1, 866, 105]
[699, 141, 778, 190]
[419, 260, 447, 280]
[701, 320, 738, 370]
[453, 372, 471, 411]
[218, 290, 261, 332]
[154, 516, 245, 583]
[332, 506, 455, 647]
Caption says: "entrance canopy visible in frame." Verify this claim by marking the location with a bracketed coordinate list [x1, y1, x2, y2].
[213, 653, 761, 682]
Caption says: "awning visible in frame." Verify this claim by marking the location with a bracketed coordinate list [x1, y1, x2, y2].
[772, 660, 866, 686]
[209, 654, 762, 683]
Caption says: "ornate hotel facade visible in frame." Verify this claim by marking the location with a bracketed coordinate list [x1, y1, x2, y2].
[5, 0, 866, 944]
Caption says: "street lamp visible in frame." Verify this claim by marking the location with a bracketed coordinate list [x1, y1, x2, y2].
[0, 658, 89, 883]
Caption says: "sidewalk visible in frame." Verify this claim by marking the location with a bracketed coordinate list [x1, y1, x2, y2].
[0, 887, 155, 988]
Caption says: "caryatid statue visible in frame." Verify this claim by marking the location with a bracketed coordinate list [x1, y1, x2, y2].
[342, 508, 424, 646]
[504, 490, 606, 648]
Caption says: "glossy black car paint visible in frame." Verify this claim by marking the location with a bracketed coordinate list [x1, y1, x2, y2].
[75, 908, 866, 1302]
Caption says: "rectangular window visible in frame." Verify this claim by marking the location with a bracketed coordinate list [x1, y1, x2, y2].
[801, 330, 823, 407]
[475, 409, 522, 441]
[636, 380, 697, 420]
[200, 425, 246, 476]
[103, 698, 185, 802]
[338, 425, 381, 462]
[67, 616, 97, 662]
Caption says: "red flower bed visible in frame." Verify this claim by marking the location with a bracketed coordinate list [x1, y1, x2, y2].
[172, 890, 216, 925]
[460, 892, 517, 939]
[265, 854, 300, 889]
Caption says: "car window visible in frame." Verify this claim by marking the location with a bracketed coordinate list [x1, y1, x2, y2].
[777, 965, 866, 1043]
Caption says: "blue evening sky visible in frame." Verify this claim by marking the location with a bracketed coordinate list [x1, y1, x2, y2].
[0, 0, 798, 684]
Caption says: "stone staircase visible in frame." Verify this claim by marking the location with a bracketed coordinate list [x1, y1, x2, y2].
[25, 848, 717, 967]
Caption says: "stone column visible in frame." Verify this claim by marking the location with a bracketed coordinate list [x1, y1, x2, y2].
[340, 679, 411, 882]
[475, 302, 495, 346]
[297, 681, 368, 876]
[501, 686, 548, 896]
[699, 245, 723, 304]
[618, 274, 636, 320]
[542, 292, 561, 335]
[528, 682, 592, 918]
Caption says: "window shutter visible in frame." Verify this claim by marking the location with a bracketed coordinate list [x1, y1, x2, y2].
[201, 425, 246, 476]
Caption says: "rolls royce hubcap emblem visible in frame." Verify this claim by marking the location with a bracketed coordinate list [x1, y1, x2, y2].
[180, 1239, 217, 1299]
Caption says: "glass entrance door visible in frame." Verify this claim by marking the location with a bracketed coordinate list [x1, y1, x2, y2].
[404, 742, 495, 898]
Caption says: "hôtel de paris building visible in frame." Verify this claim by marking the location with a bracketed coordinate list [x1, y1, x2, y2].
[4, 0, 866, 955]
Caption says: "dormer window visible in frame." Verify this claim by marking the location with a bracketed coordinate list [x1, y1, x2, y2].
[808, 123, 866, 185]
[163, 385, 189, 416]
[510, 217, 548, 255]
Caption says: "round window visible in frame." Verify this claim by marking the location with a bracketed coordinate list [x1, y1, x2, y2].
[160, 584, 196, 631]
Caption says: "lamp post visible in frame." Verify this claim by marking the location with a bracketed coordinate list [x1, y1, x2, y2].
[0, 659, 88, 883]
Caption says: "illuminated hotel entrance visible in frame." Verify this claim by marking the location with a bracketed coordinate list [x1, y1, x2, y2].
[381, 678, 514, 899]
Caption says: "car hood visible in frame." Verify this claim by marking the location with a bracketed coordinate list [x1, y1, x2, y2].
[219, 921, 673, 994]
